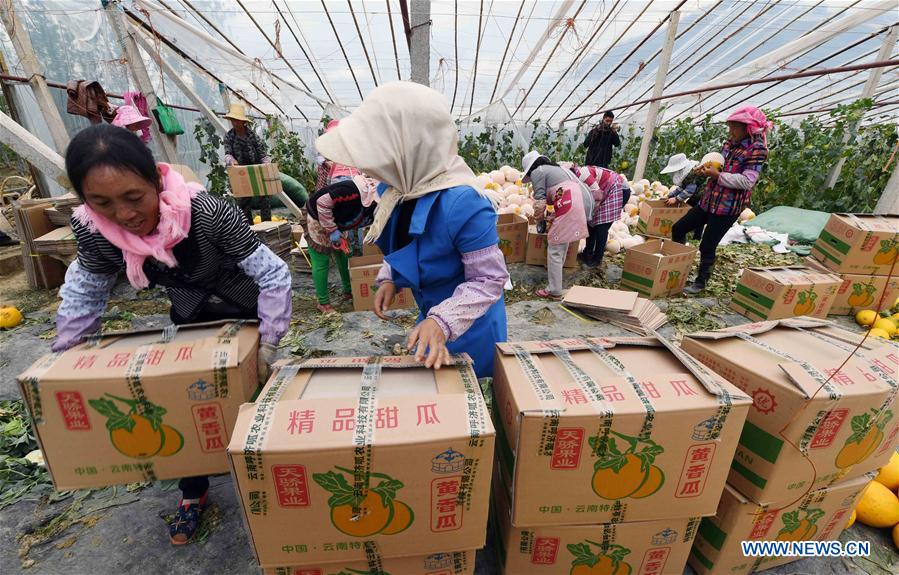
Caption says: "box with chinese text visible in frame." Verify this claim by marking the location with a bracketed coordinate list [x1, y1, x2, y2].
[635, 200, 690, 239]
[810, 213, 899, 275]
[228, 355, 495, 567]
[493, 464, 700, 574]
[730, 267, 842, 321]
[681, 318, 898, 504]
[497, 213, 529, 263]
[492, 336, 751, 526]
[525, 226, 578, 268]
[17, 322, 260, 490]
[262, 550, 475, 575]
[689, 477, 869, 575]
[620, 239, 698, 299]
[348, 255, 415, 312]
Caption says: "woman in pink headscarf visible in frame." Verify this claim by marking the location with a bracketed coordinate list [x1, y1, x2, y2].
[672, 106, 770, 294]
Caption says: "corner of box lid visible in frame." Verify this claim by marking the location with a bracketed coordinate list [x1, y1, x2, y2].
[687, 317, 828, 340]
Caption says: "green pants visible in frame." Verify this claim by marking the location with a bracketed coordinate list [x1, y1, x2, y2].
[308, 245, 351, 304]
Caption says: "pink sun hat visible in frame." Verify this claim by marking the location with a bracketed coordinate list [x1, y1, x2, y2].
[113, 105, 152, 131]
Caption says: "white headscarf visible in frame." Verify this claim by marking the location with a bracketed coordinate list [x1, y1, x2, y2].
[672, 160, 699, 187]
[316, 81, 499, 243]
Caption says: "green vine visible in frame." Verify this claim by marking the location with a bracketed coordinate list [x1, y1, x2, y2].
[192, 119, 229, 198]
[265, 116, 318, 193]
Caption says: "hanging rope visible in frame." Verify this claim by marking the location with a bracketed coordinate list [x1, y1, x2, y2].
[272, 0, 337, 105]
[467, 0, 486, 116]
[489, 0, 526, 104]
[320, 0, 364, 100]
[347, 0, 379, 87]
[385, 0, 402, 81]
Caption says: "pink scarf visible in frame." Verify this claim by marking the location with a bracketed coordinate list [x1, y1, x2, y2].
[73, 163, 201, 289]
[726, 106, 772, 146]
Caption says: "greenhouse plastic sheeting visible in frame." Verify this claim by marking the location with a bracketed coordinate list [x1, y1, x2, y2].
[747, 206, 831, 244]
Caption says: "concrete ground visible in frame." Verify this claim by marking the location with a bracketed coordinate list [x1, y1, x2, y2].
[0, 259, 895, 575]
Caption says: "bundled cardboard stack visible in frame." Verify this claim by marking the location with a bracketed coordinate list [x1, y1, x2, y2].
[491, 336, 752, 574]
[635, 200, 690, 239]
[620, 239, 698, 299]
[33, 226, 78, 262]
[228, 354, 494, 573]
[251, 221, 292, 260]
[730, 266, 842, 321]
[348, 255, 414, 312]
[561, 286, 667, 335]
[805, 213, 899, 315]
[681, 318, 898, 574]
[17, 321, 261, 490]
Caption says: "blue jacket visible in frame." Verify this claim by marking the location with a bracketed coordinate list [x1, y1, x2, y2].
[376, 185, 507, 377]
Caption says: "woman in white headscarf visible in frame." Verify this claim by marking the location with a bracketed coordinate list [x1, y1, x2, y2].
[316, 82, 509, 378]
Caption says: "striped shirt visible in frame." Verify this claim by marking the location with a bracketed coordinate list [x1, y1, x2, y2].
[72, 193, 264, 323]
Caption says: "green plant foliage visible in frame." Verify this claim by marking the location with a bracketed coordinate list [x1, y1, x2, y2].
[265, 116, 318, 193]
[192, 119, 229, 198]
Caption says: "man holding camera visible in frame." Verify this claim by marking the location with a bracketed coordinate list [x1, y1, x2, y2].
[583, 110, 621, 169]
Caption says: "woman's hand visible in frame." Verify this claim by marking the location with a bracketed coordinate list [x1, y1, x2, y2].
[702, 164, 720, 179]
[257, 342, 277, 385]
[666, 197, 678, 206]
[407, 318, 450, 370]
[373, 281, 397, 320]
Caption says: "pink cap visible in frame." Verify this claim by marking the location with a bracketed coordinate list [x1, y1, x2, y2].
[326, 119, 340, 132]
[113, 105, 152, 131]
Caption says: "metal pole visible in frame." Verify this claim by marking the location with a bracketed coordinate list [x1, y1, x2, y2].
[102, 0, 179, 163]
[634, 11, 680, 181]
[409, 0, 431, 85]
[0, 1, 69, 153]
[825, 25, 898, 189]
[875, 147, 899, 215]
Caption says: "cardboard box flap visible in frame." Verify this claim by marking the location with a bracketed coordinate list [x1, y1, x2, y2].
[562, 286, 638, 312]
[81, 320, 256, 349]
[749, 266, 841, 283]
[838, 212, 899, 232]
[688, 317, 831, 340]
[651, 332, 752, 402]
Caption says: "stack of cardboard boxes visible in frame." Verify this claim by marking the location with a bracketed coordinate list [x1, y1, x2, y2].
[227, 354, 495, 574]
[806, 213, 899, 316]
[682, 318, 898, 574]
[490, 336, 752, 574]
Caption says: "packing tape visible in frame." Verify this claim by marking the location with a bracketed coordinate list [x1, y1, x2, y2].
[23, 352, 62, 424]
[363, 540, 384, 574]
[549, 343, 616, 461]
[242, 364, 302, 483]
[123, 346, 160, 482]
[210, 321, 245, 399]
[456, 362, 489, 511]
[749, 503, 772, 573]
[650, 332, 734, 441]
[351, 358, 382, 516]
[582, 340, 655, 441]
[511, 345, 562, 458]
[734, 333, 841, 454]
[684, 516, 702, 543]
[159, 324, 179, 343]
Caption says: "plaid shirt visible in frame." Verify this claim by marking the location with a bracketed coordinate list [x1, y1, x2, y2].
[567, 164, 627, 225]
[699, 136, 767, 216]
[224, 128, 269, 166]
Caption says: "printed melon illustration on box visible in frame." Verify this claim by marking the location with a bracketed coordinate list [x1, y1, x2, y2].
[88, 394, 184, 458]
[792, 289, 817, 316]
[775, 508, 825, 541]
[589, 430, 665, 500]
[568, 541, 633, 575]
[313, 466, 414, 537]
[873, 238, 898, 265]
[835, 409, 893, 469]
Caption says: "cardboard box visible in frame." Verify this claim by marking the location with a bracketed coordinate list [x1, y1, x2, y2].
[689, 477, 870, 575]
[730, 266, 842, 321]
[620, 239, 698, 299]
[17, 322, 260, 490]
[525, 226, 577, 268]
[497, 213, 529, 263]
[681, 318, 898, 504]
[492, 336, 751, 526]
[228, 355, 495, 567]
[170, 163, 202, 185]
[635, 200, 690, 239]
[263, 550, 476, 575]
[362, 243, 382, 256]
[348, 255, 415, 312]
[227, 163, 283, 198]
[804, 257, 899, 315]
[494, 467, 700, 574]
[291, 225, 304, 246]
[811, 213, 899, 275]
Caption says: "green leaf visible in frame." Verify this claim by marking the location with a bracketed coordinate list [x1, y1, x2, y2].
[567, 542, 598, 567]
[328, 493, 355, 508]
[372, 478, 404, 507]
[875, 410, 893, 431]
[312, 470, 354, 499]
[781, 510, 800, 531]
[850, 413, 871, 435]
[88, 397, 125, 420]
[607, 544, 631, 563]
[805, 508, 825, 525]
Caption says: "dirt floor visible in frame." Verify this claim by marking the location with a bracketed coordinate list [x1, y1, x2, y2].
[0, 249, 896, 574]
